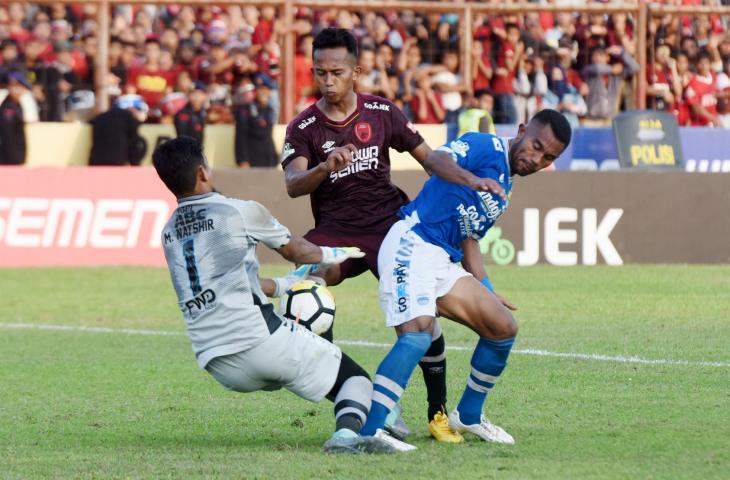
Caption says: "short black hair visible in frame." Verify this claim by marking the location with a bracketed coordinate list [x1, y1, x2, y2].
[312, 28, 358, 60]
[152, 136, 206, 197]
[697, 51, 712, 62]
[474, 89, 493, 99]
[531, 109, 572, 147]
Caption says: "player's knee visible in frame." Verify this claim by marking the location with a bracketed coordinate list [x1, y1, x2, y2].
[475, 310, 518, 340]
[395, 315, 435, 335]
[495, 315, 518, 339]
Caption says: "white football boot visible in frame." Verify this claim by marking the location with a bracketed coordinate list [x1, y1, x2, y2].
[448, 409, 515, 444]
[373, 428, 418, 452]
[323, 429, 396, 454]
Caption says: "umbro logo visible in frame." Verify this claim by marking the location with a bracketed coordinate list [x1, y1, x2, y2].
[322, 140, 336, 153]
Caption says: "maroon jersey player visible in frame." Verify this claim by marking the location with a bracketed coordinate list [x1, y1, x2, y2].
[282, 28, 496, 442]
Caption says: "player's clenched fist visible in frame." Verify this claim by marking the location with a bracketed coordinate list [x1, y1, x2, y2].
[324, 144, 358, 172]
[318, 246, 366, 268]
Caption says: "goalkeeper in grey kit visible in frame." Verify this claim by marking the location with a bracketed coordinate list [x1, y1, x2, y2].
[153, 136, 395, 454]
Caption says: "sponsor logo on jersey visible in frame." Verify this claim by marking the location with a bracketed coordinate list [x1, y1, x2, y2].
[282, 142, 294, 160]
[355, 122, 372, 143]
[173, 206, 215, 240]
[329, 146, 380, 182]
[321, 140, 336, 154]
[457, 203, 487, 239]
[450, 140, 470, 157]
[364, 101, 390, 111]
[184, 288, 217, 316]
[406, 122, 418, 134]
[297, 115, 316, 130]
[478, 192, 505, 221]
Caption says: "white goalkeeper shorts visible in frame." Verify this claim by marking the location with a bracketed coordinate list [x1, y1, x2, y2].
[204, 319, 341, 402]
[378, 220, 471, 328]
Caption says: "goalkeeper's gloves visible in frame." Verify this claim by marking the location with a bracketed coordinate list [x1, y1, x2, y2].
[271, 264, 324, 298]
[480, 276, 495, 293]
[319, 246, 365, 268]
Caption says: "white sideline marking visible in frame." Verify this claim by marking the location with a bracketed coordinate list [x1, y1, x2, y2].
[2, 322, 729, 368]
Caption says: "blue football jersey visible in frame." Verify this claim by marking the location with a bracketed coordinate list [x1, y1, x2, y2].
[399, 132, 513, 262]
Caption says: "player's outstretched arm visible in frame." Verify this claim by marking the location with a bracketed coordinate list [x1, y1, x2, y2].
[284, 144, 358, 197]
[419, 148, 507, 200]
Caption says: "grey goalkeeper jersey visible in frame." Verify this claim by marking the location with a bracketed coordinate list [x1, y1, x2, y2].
[161, 192, 291, 368]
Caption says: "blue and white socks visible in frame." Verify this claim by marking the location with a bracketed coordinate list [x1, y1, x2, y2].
[456, 336, 515, 425]
[360, 332, 432, 436]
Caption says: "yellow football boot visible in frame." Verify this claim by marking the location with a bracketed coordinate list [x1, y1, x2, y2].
[428, 411, 464, 443]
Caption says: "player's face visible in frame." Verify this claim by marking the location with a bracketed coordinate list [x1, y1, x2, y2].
[509, 122, 566, 176]
[313, 47, 359, 104]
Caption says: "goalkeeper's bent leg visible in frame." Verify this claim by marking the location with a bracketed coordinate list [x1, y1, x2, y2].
[326, 353, 371, 433]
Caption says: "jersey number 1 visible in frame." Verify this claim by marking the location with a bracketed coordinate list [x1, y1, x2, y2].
[183, 239, 202, 295]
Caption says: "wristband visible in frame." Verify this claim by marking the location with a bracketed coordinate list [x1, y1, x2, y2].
[480, 277, 494, 292]
[271, 277, 287, 298]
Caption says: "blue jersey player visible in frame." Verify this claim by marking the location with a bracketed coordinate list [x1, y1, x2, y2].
[360, 110, 572, 450]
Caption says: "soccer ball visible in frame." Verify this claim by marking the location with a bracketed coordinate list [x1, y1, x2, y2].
[280, 281, 335, 335]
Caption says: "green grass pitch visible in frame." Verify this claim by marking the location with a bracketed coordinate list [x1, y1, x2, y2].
[1, 265, 728, 479]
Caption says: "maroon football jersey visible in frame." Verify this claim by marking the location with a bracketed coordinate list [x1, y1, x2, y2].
[282, 94, 425, 233]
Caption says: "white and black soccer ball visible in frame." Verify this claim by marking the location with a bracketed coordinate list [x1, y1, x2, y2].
[280, 281, 335, 335]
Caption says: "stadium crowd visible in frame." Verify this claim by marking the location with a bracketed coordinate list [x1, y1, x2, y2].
[1, 1, 730, 130]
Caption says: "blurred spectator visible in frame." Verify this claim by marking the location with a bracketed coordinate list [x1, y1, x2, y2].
[126, 38, 176, 121]
[175, 40, 200, 82]
[355, 46, 393, 99]
[431, 50, 465, 123]
[674, 53, 693, 126]
[646, 45, 682, 113]
[716, 60, 730, 127]
[0, 71, 30, 164]
[457, 89, 496, 136]
[411, 74, 445, 124]
[581, 45, 638, 125]
[174, 81, 207, 143]
[414, 13, 454, 64]
[471, 40, 493, 93]
[294, 34, 315, 112]
[89, 94, 148, 166]
[233, 75, 277, 167]
[514, 56, 548, 125]
[491, 23, 524, 124]
[0, 39, 22, 84]
[685, 53, 720, 127]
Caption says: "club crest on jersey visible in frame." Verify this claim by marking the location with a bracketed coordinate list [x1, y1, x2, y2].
[355, 122, 372, 143]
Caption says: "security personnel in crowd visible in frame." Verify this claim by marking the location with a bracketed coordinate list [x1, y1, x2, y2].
[0, 72, 30, 165]
[457, 89, 497, 137]
[89, 95, 149, 166]
[233, 74, 278, 168]
[174, 81, 207, 143]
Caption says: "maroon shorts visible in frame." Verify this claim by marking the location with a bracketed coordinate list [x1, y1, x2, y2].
[304, 228, 388, 280]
